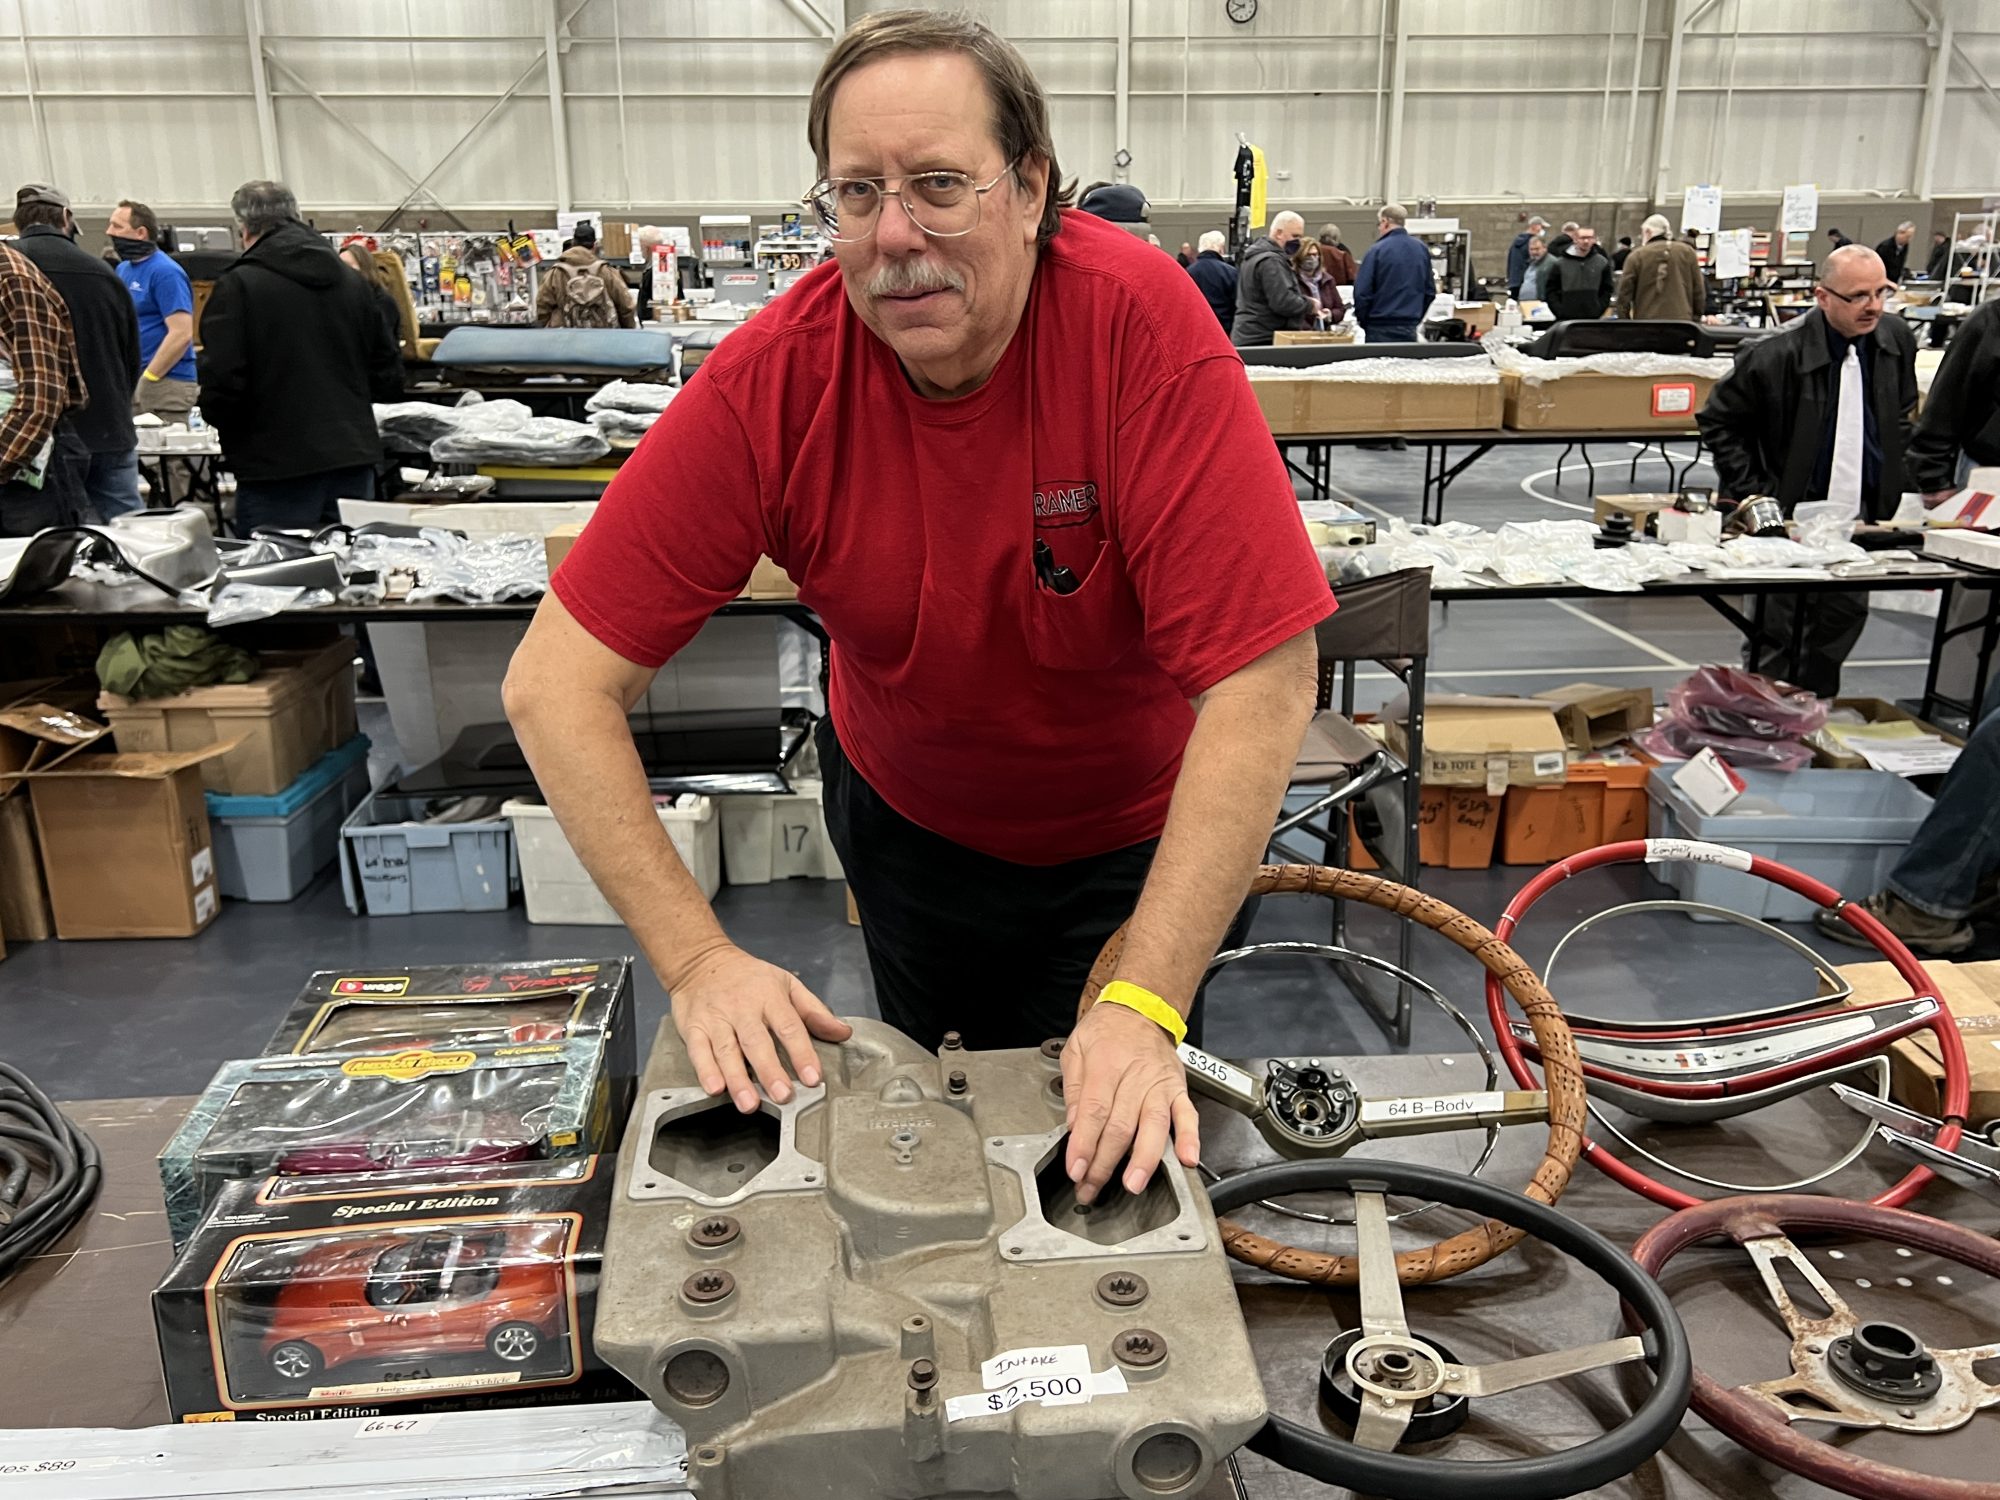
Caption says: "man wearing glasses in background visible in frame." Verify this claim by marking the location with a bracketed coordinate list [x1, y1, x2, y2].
[505, 11, 1328, 1209]
[1696, 244, 1918, 697]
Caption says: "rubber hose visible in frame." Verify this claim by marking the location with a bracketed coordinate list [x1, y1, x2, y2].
[0, 1062, 102, 1287]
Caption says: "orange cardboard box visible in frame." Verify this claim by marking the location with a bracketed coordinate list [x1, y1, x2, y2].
[1501, 756, 1655, 865]
[1349, 787, 1503, 871]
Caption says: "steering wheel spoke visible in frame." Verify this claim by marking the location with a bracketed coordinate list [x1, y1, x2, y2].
[1739, 1373, 1881, 1429]
[1439, 1336, 1650, 1399]
[1743, 1234, 1858, 1344]
[1355, 1089, 1548, 1140]
[1350, 1391, 1417, 1453]
[1353, 1190, 1409, 1339]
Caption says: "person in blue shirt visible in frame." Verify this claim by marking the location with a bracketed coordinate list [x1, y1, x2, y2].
[1351, 203, 1435, 344]
[108, 199, 198, 433]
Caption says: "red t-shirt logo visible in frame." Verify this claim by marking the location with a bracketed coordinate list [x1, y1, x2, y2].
[1033, 480, 1100, 528]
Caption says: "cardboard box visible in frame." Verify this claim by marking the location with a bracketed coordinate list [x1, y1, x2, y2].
[1501, 370, 1718, 431]
[1347, 787, 1503, 871]
[154, 1156, 641, 1420]
[0, 691, 105, 794]
[543, 523, 792, 601]
[1838, 959, 2000, 1125]
[1591, 493, 1677, 531]
[24, 744, 232, 939]
[1812, 697, 1964, 771]
[0, 793, 54, 942]
[544, 522, 585, 574]
[1535, 683, 1655, 754]
[1455, 301, 1498, 335]
[1385, 695, 1568, 793]
[1501, 756, 1654, 865]
[1252, 374, 1503, 436]
[1273, 329, 1357, 345]
[1671, 747, 1745, 817]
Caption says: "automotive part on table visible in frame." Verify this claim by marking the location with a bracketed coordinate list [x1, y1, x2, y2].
[596, 1016, 1265, 1500]
[1834, 1084, 2000, 1206]
[1490, 839, 1971, 1211]
[1214, 1158, 1691, 1500]
[0, 1059, 102, 1290]
[1083, 864, 1588, 1286]
[1630, 1192, 2000, 1500]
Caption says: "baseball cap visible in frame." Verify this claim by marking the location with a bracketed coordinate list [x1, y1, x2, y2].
[14, 183, 70, 213]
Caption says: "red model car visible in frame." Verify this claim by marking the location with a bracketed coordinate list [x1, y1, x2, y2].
[255, 1226, 568, 1388]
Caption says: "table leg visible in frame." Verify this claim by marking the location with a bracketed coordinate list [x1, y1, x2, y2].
[1786, 591, 1810, 683]
[1554, 442, 1575, 488]
[1747, 592, 1768, 675]
[1921, 581, 1954, 719]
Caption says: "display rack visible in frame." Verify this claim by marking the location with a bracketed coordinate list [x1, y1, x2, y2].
[1405, 217, 1472, 297]
[1941, 211, 2000, 305]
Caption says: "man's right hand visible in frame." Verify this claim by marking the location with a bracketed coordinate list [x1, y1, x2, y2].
[669, 944, 853, 1111]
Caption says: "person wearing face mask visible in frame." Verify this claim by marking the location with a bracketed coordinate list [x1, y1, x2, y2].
[506, 10, 1329, 1217]
[107, 199, 198, 439]
[1231, 210, 1319, 346]
[1293, 238, 1343, 327]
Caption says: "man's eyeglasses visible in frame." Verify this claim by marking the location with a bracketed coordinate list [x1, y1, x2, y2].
[1820, 284, 1897, 306]
[802, 163, 1016, 243]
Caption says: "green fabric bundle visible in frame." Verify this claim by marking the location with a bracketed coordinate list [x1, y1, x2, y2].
[96, 626, 259, 699]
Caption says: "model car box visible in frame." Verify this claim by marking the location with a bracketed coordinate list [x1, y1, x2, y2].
[262, 957, 636, 1085]
[160, 1018, 632, 1247]
[154, 1155, 641, 1419]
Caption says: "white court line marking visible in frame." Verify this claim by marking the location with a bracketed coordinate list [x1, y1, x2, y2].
[1517, 443, 1714, 514]
[1547, 599, 1692, 667]
[1345, 657, 1929, 683]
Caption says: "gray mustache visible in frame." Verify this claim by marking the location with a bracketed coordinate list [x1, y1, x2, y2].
[867, 260, 965, 298]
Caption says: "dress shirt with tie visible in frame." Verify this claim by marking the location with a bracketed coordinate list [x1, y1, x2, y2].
[1811, 324, 1880, 510]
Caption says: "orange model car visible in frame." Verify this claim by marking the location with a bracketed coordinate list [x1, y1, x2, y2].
[254, 1225, 568, 1388]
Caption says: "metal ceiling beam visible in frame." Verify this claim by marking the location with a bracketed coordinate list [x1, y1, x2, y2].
[1914, 5, 1952, 199]
[545, 0, 573, 213]
[11, 0, 52, 184]
[1113, 0, 1131, 183]
[242, 0, 282, 179]
[1652, 0, 1694, 207]
[1382, 0, 1408, 200]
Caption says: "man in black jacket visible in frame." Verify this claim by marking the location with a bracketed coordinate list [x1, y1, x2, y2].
[1908, 297, 2000, 502]
[1184, 230, 1237, 333]
[1696, 245, 1918, 696]
[1874, 221, 1916, 282]
[1540, 226, 1614, 321]
[9, 183, 140, 521]
[198, 179, 401, 534]
[1231, 211, 1316, 346]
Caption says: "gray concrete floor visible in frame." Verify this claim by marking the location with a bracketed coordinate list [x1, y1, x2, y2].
[5, 440, 1986, 1101]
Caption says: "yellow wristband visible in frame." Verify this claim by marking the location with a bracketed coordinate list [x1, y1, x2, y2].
[142, 371, 162, 382]
[1096, 981, 1188, 1046]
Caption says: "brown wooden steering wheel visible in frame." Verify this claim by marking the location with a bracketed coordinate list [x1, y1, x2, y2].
[1078, 864, 1589, 1286]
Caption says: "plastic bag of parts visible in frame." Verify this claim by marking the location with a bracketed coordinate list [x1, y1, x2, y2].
[200, 1216, 579, 1407]
[1633, 714, 1815, 770]
[590, 408, 659, 441]
[1335, 519, 1487, 588]
[428, 396, 610, 466]
[1667, 665, 1829, 739]
[179, 581, 334, 626]
[1481, 334, 1735, 383]
[343, 527, 547, 605]
[0, 1402, 687, 1500]
[373, 401, 465, 451]
[1486, 519, 1598, 585]
[585, 379, 677, 415]
[1560, 546, 1694, 592]
[1242, 357, 1501, 387]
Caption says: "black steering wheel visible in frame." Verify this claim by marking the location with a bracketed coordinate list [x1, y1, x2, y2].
[1211, 1158, 1692, 1500]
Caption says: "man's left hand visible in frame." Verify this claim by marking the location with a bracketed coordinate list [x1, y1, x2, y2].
[1061, 999, 1199, 1206]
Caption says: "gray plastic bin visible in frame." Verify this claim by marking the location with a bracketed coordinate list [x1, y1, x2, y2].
[1646, 766, 1935, 922]
[210, 753, 372, 902]
[340, 786, 518, 915]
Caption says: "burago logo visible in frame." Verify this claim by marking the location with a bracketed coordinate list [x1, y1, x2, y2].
[333, 977, 410, 997]
[1033, 480, 1100, 528]
[340, 1049, 477, 1082]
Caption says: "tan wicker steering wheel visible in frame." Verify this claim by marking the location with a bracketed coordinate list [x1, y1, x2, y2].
[1077, 864, 1588, 1286]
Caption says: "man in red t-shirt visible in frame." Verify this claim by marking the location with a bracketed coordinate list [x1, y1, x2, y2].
[505, 11, 1331, 1208]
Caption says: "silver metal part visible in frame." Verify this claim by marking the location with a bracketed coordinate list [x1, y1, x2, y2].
[1738, 1233, 2000, 1433]
[1833, 1083, 2000, 1205]
[598, 1017, 1265, 1500]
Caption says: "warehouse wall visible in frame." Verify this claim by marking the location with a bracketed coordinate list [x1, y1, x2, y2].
[2, 0, 1998, 224]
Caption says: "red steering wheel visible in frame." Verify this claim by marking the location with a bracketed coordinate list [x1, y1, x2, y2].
[1485, 838, 1971, 1212]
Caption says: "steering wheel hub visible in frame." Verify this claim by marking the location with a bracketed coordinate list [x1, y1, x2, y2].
[1827, 1321, 1944, 1405]
[1321, 1329, 1471, 1447]
[1265, 1059, 1360, 1150]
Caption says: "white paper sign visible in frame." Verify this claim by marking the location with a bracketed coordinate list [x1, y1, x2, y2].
[1681, 185, 1723, 234]
[556, 210, 599, 244]
[1359, 1091, 1506, 1126]
[945, 1366, 1129, 1423]
[1713, 228, 1754, 279]
[982, 1345, 1090, 1390]
[1781, 184, 1818, 234]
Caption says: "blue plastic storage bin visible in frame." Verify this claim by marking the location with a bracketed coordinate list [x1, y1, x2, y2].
[206, 737, 371, 902]
[340, 784, 517, 915]
[1645, 766, 1934, 922]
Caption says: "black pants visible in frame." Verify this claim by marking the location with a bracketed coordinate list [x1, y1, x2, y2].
[1743, 590, 1868, 699]
[234, 464, 377, 536]
[817, 719, 1251, 1052]
[0, 424, 88, 537]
